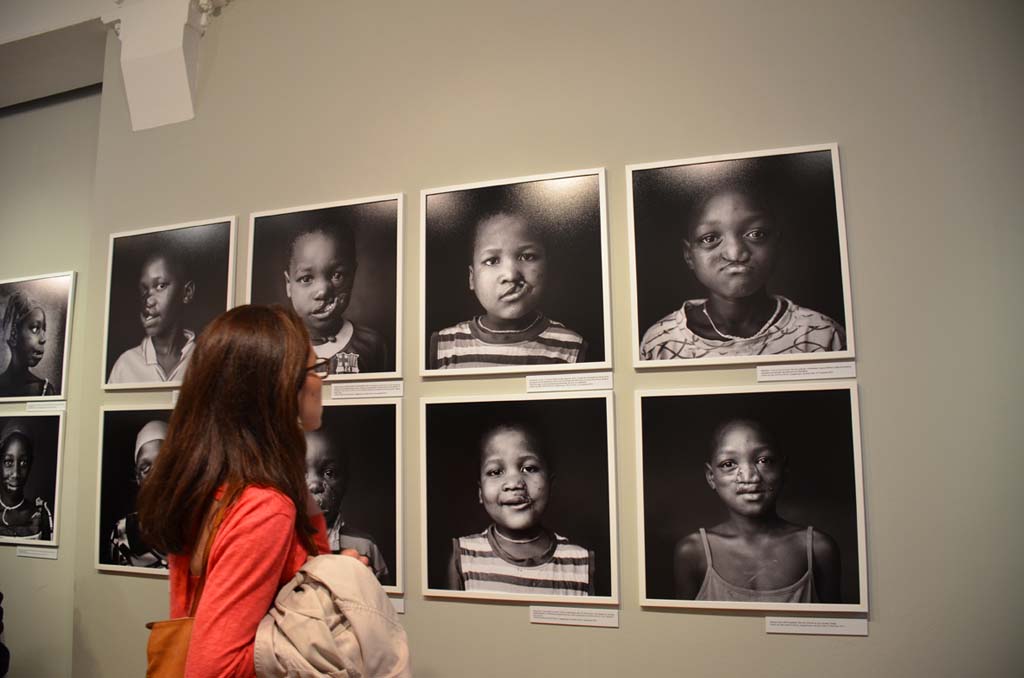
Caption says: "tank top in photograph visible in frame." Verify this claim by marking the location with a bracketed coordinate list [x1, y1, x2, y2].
[695, 526, 818, 603]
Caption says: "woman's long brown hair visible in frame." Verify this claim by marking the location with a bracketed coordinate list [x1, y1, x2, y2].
[137, 304, 319, 555]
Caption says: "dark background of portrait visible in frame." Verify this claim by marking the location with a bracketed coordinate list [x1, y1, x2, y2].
[640, 388, 862, 604]
[631, 150, 849, 347]
[0, 414, 61, 537]
[105, 221, 233, 381]
[0, 274, 73, 397]
[250, 200, 399, 373]
[317, 403, 399, 587]
[424, 397, 613, 597]
[423, 174, 607, 367]
[97, 408, 172, 567]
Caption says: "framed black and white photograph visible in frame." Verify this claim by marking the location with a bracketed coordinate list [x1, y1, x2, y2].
[313, 399, 402, 593]
[0, 412, 64, 547]
[0, 271, 76, 402]
[628, 144, 855, 368]
[248, 196, 402, 380]
[421, 169, 612, 377]
[96, 406, 172, 575]
[636, 382, 867, 612]
[102, 218, 236, 390]
[421, 392, 618, 604]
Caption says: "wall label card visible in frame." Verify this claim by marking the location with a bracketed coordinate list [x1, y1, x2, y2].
[526, 372, 613, 393]
[26, 400, 66, 412]
[331, 380, 404, 399]
[390, 598, 405, 614]
[757, 361, 856, 382]
[530, 606, 619, 628]
[765, 617, 868, 636]
[17, 546, 58, 560]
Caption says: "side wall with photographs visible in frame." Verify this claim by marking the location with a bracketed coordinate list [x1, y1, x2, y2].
[0, 88, 100, 678]
[2, 2, 1019, 678]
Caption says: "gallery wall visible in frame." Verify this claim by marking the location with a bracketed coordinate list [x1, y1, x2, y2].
[0, 88, 100, 678]
[0, 0, 1020, 676]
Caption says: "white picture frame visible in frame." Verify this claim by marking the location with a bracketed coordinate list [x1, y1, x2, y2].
[95, 405, 173, 576]
[635, 381, 868, 613]
[0, 411, 65, 547]
[102, 217, 237, 390]
[420, 168, 613, 377]
[420, 391, 619, 605]
[317, 397, 404, 594]
[627, 143, 855, 368]
[0, 271, 76, 402]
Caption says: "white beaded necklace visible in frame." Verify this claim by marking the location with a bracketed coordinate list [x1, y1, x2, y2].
[702, 298, 781, 341]
[476, 312, 542, 335]
[0, 496, 25, 526]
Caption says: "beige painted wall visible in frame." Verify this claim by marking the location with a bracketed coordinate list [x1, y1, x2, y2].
[0, 89, 100, 678]
[5, 0, 1023, 676]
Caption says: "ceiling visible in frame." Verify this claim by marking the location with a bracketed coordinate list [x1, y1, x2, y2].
[0, 18, 107, 110]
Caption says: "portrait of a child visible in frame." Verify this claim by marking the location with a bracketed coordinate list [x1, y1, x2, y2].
[0, 273, 74, 400]
[638, 384, 866, 610]
[107, 419, 169, 570]
[630, 145, 854, 366]
[422, 171, 611, 375]
[249, 198, 400, 379]
[0, 415, 62, 545]
[424, 394, 617, 602]
[103, 219, 234, 389]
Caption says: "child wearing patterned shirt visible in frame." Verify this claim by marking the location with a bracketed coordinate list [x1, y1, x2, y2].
[640, 185, 845, 361]
[285, 225, 389, 375]
[429, 211, 586, 369]
[447, 421, 594, 596]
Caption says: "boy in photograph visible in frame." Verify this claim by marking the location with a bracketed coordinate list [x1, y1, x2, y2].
[108, 249, 196, 383]
[446, 420, 594, 595]
[640, 184, 844, 360]
[429, 211, 586, 369]
[285, 225, 388, 375]
[304, 430, 388, 580]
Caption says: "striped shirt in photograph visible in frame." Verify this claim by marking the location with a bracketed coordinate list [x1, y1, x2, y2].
[453, 526, 593, 596]
[429, 315, 586, 369]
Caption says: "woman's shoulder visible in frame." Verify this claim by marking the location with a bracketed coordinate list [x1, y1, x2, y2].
[232, 485, 296, 518]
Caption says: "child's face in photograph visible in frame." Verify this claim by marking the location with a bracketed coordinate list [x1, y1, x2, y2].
[13, 308, 46, 366]
[683, 190, 779, 301]
[1, 438, 31, 495]
[134, 440, 161, 486]
[138, 255, 193, 338]
[305, 432, 345, 517]
[478, 426, 550, 535]
[468, 214, 547, 326]
[704, 420, 784, 518]
[285, 231, 356, 337]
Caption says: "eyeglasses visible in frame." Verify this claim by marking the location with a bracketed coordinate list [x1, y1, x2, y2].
[306, 357, 330, 375]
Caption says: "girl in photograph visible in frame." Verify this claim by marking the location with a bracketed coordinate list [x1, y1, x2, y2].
[640, 184, 845, 360]
[0, 420, 53, 540]
[0, 291, 55, 397]
[305, 429, 389, 580]
[136, 305, 382, 675]
[108, 248, 196, 384]
[447, 420, 594, 595]
[673, 417, 841, 602]
[284, 225, 389, 375]
[429, 210, 586, 369]
[108, 419, 169, 568]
